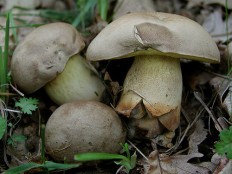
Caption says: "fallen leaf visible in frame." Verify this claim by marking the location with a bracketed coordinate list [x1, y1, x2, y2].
[188, 119, 208, 154]
[143, 150, 210, 174]
[217, 160, 232, 174]
[205, 0, 232, 10]
[210, 76, 232, 120]
[202, 7, 232, 42]
[187, 0, 232, 9]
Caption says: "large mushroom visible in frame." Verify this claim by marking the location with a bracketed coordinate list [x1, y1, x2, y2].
[86, 12, 220, 139]
[45, 101, 126, 162]
[11, 22, 105, 105]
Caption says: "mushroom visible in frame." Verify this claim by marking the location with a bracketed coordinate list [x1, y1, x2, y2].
[86, 12, 220, 138]
[45, 101, 126, 162]
[11, 22, 105, 105]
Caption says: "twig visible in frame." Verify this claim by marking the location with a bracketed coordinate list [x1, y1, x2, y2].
[10, 84, 24, 97]
[204, 70, 232, 81]
[193, 91, 223, 132]
[166, 106, 205, 154]
[2, 108, 21, 113]
[127, 139, 149, 161]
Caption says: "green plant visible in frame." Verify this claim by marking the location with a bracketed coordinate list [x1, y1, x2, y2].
[75, 143, 137, 173]
[0, 116, 7, 140]
[3, 160, 81, 174]
[39, 0, 109, 31]
[0, 12, 10, 101]
[7, 134, 27, 147]
[15, 97, 39, 114]
[215, 126, 232, 159]
[97, 0, 109, 21]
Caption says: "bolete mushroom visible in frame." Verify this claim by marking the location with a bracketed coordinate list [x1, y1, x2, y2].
[86, 12, 220, 139]
[45, 101, 126, 162]
[11, 22, 105, 105]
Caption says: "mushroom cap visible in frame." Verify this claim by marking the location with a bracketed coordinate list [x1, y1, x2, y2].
[45, 101, 126, 162]
[11, 22, 85, 93]
[87, 12, 220, 63]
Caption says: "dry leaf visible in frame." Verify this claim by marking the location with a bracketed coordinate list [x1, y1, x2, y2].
[187, 0, 232, 9]
[202, 7, 232, 42]
[205, 0, 232, 9]
[188, 119, 208, 154]
[217, 160, 232, 174]
[143, 150, 210, 174]
[210, 76, 232, 120]
[186, 0, 204, 9]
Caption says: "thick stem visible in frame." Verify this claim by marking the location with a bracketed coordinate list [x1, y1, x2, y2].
[116, 55, 182, 131]
[45, 54, 105, 105]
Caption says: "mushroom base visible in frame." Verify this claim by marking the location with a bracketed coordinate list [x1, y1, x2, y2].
[116, 55, 182, 135]
[44, 54, 105, 105]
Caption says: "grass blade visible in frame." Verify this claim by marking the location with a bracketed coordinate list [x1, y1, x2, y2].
[3, 161, 80, 174]
[3, 162, 42, 174]
[0, 116, 7, 140]
[44, 161, 81, 171]
[0, 12, 10, 101]
[97, 0, 109, 21]
[0, 46, 3, 91]
[3, 13, 10, 79]
[72, 0, 96, 29]
[74, 152, 128, 162]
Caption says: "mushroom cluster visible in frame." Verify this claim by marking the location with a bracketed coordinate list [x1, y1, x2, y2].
[11, 22, 105, 105]
[87, 12, 220, 138]
[45, 101, 126, 162]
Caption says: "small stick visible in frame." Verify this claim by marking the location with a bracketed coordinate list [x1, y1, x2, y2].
[193, 91, 223, 132]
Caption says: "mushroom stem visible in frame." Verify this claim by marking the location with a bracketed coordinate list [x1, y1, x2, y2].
[44, 54, 105, 105]
[116, 55, 182, 130]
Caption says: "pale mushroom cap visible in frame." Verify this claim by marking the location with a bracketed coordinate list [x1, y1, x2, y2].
[45, 101, 126, 162]
[11, 22, 85, 93]
[87, 12, 220, 63]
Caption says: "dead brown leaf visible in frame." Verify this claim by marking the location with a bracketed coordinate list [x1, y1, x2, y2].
[143, 150, 210, 174]
[188, 119, 208, 154]
[210, 76, 232, 120]
[202, 7, 232, 42]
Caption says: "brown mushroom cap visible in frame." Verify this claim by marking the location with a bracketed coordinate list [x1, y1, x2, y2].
[87, 12, 220, 63]
[11, 22, 84, 93]
[45, 101, 126, 162]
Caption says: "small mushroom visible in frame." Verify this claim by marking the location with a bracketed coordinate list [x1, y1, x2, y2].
[45, 101, 126, 162]
[86, 12, 220, 138]
[11, 22, 105, 105]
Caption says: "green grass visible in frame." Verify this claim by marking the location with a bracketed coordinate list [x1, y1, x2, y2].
[0, 12, 10, 101]
[75, 143, 137, 173]
[39, 0, 109, 31]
